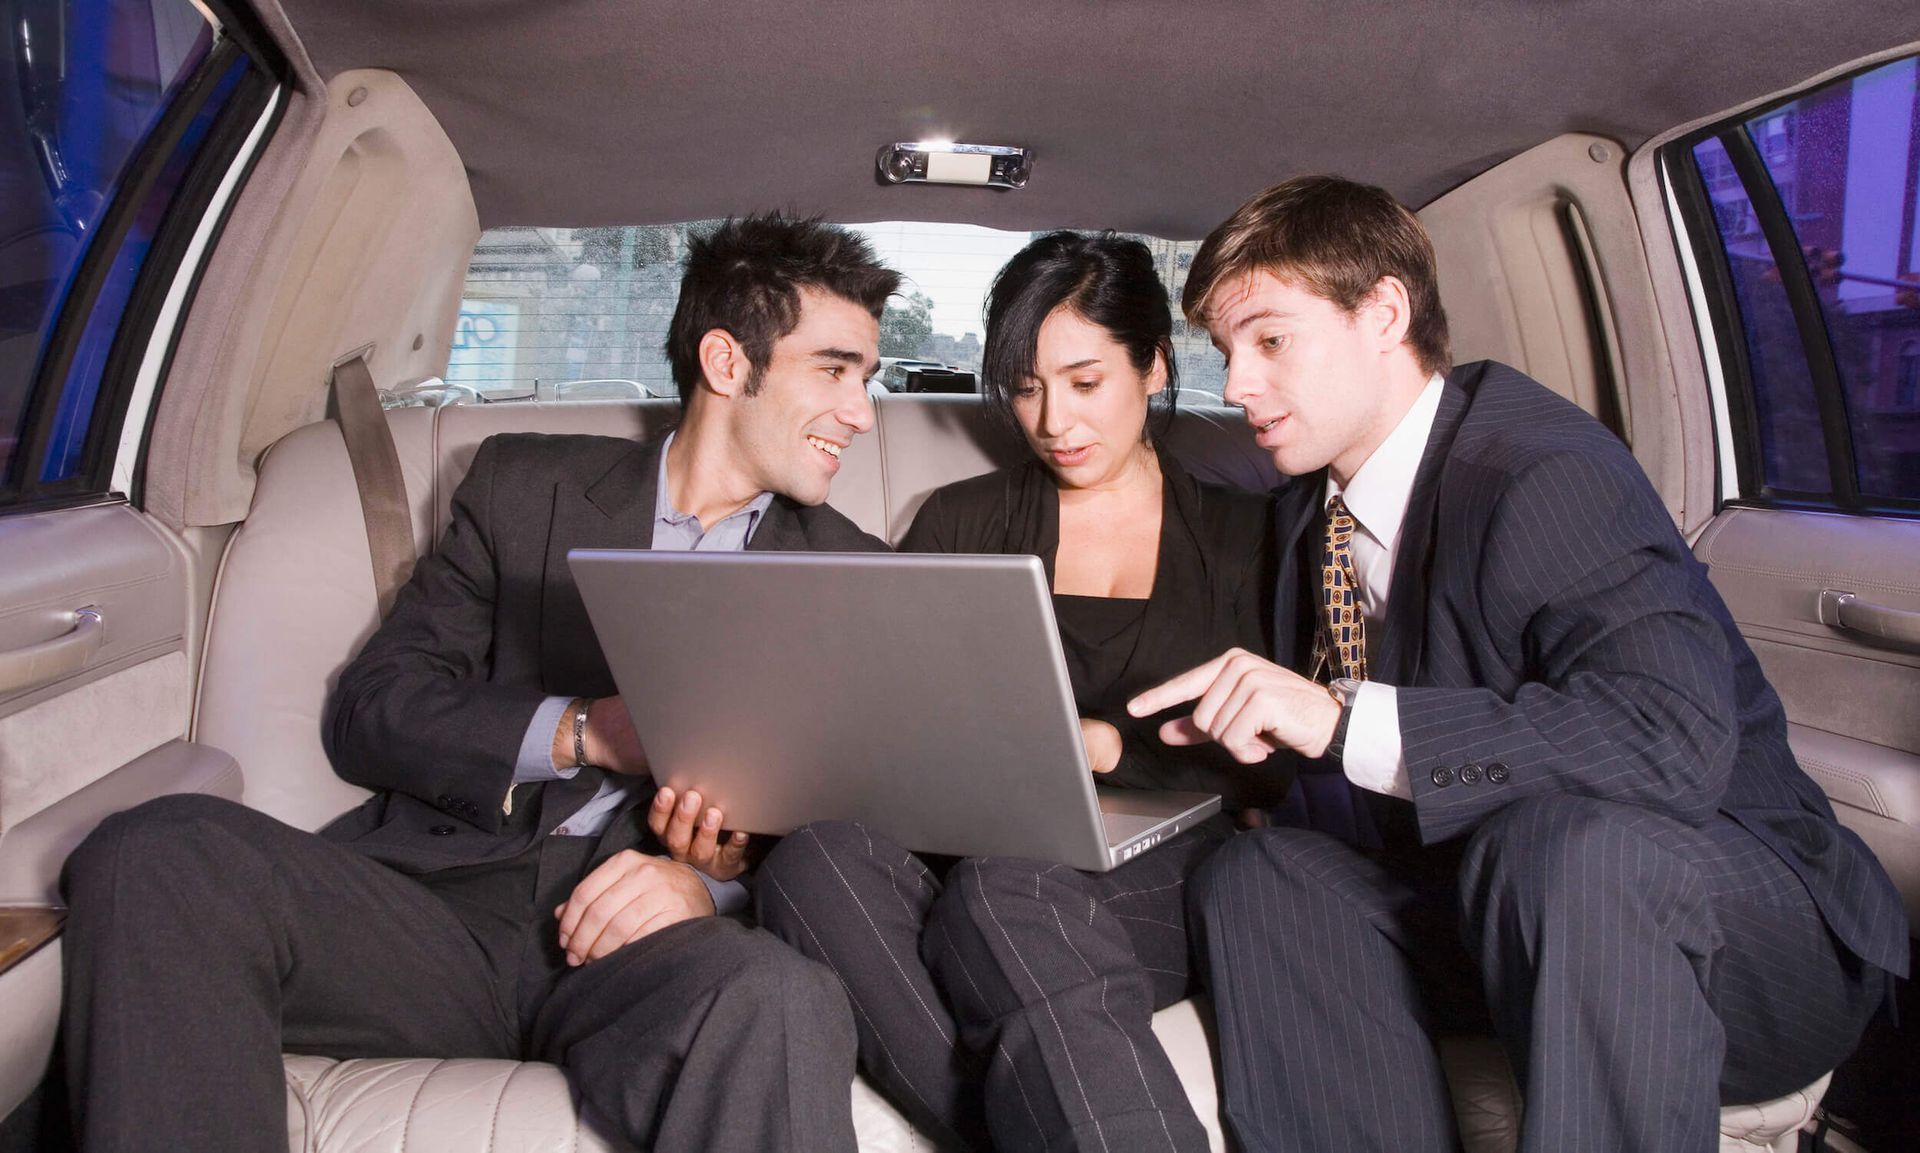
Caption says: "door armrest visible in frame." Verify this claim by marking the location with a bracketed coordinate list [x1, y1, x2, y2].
[0, 740, 242, 905]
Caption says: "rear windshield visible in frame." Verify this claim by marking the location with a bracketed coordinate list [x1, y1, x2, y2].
[434, 222, 1228, 407]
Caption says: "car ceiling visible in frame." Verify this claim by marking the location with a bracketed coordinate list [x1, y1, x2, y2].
[262, 0, 1918, 237]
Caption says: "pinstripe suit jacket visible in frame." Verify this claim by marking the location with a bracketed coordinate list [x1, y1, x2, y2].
[1271, 361, 1909, 977]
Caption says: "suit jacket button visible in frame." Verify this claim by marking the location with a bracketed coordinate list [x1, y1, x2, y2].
[429, 824, 457, 836]
[436, 794, 453, 808]
[1431, 766, 1454, 787]
[1486, 762, 1510, 784]
[1460, 763, 1483, 785]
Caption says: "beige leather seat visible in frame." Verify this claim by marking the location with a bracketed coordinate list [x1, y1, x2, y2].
[195, 395, 1859, 1152]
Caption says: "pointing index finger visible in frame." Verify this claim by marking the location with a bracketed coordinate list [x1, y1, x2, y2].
[1128, 652, 1232, 718]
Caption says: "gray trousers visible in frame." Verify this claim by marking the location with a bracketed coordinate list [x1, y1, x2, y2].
[756, 817, 1233, 1153]
[1191, 793, 1888, 1153]
[59, 793, 857, 1153]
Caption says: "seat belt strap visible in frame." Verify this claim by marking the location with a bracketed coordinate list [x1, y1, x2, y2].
[331, 352, 415, 619]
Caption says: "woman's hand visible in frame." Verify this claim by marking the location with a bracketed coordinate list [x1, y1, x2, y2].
[1079, 717, 1124, 775]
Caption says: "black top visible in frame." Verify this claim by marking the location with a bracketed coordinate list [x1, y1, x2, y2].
[901, 449, 1288, 808]
[1053, 594, 1149, 706]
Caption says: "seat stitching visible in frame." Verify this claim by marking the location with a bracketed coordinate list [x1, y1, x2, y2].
[484, 1060, 519, 1153]
[398, 1058, 446, 1153]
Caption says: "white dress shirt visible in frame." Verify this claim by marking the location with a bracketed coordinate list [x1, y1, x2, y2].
[1324, 374, 1445, 801]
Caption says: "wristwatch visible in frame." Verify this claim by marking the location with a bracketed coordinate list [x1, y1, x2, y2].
[1323, 677, 1362, 765]
[570, 696, 593, 769]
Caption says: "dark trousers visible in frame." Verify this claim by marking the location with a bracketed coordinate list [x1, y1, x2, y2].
[1191, 793, 1888, 1153]
[59, 793, 857, 1153]
[755, 817, 1232, 1153]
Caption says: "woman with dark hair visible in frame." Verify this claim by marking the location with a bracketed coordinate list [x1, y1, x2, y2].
[756, 232, 1279, 1152]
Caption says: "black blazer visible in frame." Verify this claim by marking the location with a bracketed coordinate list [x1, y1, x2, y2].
[1270, 361, 1909, 976]
[902, 449, 1285, 808]
[321, 432, 887, 873]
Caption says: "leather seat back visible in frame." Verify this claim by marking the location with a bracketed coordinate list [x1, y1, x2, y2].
[196, 395, 1274, 831]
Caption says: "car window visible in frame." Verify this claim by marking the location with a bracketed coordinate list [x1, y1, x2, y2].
[444, 222, 1231, 405]
[1, 0, 269, 511]
[1672, 54, 1920, 510]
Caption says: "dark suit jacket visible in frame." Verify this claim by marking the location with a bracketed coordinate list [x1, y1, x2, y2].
[902, 449, 1287, 808]
[320, 432, 888, 874]
[1271, 361, 1909, 977]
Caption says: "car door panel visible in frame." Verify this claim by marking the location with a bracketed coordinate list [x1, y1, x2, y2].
[0, 505, 191, 834]
[0, 503, 205, 1122]
[1694, 506, 1920, 919]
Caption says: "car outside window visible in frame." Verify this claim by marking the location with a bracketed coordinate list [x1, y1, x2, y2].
[2, 0, 214, 499]
[1, 0, 274, 513]
[442, 222, 1232, 407]
[1674, 54, 1920, 510]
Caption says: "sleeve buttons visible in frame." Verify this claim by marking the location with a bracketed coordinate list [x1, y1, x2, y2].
[1430, 766, 1455, 787]
[1486, 762, 1510, 784]
[1460, 763, 1483, 785]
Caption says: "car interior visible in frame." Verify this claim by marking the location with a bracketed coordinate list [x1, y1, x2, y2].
[2, 2, 1918, 1150]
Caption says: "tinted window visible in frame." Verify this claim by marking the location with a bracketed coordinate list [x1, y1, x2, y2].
[1742, 57, 1920, 501]
[1679, 54, 1920, 508]
[441, 223, 1231, 406]
[0, 0, 214, 490]
[1691, 135, 1831, 494]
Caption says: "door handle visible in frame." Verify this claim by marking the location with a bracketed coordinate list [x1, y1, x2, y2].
[1816, 590, 1920, 653]
[0, 607, 105, 694]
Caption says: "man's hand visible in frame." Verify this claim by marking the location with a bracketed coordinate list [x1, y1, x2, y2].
[1079, 717, 1123, 775]
[551, 697, 649, 775]
[1128, 647, 1341, 764]
[583, 696, 647, 774]
[554, 850, 714, 966]
[647, 786, 750, 882]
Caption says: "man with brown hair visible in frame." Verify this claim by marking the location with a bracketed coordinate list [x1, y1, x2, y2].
[61, 215, 895, 1152]
[1130, 176, 1905, 1151]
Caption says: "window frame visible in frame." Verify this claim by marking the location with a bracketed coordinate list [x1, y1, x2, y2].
[1, 3, 286, 517]
[1662, 54, 1920, 519]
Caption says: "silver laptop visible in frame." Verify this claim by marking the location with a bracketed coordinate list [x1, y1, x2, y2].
[568, 550, 1220, 872]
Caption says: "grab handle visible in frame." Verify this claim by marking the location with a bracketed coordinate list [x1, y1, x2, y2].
[0, 608, 105, 694]
[1817, 590, 1920, 653]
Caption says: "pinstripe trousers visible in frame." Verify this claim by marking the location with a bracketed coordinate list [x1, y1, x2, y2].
[1190, 793, 1886, 1153]
[756, 817, 1234, 1152]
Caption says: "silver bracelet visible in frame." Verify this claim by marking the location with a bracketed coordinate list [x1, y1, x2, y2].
[572, 697, 592, 768]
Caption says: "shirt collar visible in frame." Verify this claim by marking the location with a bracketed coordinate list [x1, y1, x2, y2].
[652, 430, 775, 534]
[1325, 373, 1445, 551]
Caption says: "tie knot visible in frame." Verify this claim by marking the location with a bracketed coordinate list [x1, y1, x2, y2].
[1325, 496, 1359, 544]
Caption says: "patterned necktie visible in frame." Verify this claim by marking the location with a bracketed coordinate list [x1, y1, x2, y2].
[1312, 494, 1369, 682]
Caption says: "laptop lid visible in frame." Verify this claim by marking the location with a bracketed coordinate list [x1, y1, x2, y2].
[571, 550, 1133, 870]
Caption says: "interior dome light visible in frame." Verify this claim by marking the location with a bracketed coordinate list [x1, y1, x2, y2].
[875, 142, 1031, 189]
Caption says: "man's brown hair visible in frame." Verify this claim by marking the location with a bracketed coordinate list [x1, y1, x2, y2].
[1182, 175, 1451, 377]
[668, 213, 900, 407]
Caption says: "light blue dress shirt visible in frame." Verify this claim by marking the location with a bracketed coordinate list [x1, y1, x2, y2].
[509, 432, 771, 914]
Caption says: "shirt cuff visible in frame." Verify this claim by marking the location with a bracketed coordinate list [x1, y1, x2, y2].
[694, 870, 751, 917]
[515, 695, 581, 785]
[1342, 682, 1412, 800]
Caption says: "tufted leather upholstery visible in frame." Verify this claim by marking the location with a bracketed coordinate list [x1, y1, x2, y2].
[195, 396, 1834, 1151]
[283, 1056, 632, 1153]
